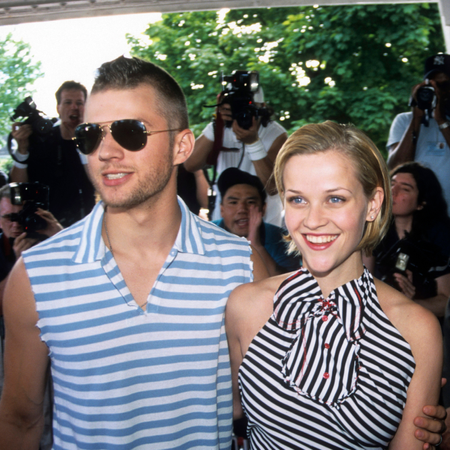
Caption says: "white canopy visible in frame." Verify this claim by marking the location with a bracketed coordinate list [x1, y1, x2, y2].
[0, 0, 449, 51]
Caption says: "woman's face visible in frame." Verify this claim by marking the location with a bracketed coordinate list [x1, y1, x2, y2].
[391, 172, 421, 218]
[283, 149, 381, 281]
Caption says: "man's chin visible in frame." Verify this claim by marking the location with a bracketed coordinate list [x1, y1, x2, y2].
[231, 228, 249, 238]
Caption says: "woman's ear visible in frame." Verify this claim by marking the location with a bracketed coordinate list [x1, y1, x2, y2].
[366, 187, 384, 222]
[417, 201, 426, 211]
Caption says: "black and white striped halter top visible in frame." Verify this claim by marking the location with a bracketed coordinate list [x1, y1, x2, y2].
[238, 267, 415, 449]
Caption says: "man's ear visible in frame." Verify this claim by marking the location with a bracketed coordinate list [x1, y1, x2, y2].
[173, 129, 195, 165]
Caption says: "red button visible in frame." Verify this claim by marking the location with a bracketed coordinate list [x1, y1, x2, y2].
[323, 372, 330, 379]
[322, 316, 328, 322]
[324, 343, 330, 349]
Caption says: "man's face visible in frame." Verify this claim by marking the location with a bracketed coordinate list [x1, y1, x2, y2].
[220, 184, 264, 237]
[0, 197, 23, 239]
[85, 85, 184, 211]
[430, 72, 450, 97]
[57, 89, 86, 129]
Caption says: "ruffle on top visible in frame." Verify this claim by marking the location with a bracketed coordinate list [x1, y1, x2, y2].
[273, 267, 374, 407]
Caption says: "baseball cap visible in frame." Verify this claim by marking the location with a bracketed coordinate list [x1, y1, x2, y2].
[423, 54, 450, 79]
[217, 168, 267, 203]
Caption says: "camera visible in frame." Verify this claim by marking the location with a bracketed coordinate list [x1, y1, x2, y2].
[220, 71, 271, 129]
[10, 97, 56, 135]
[7, 97, 57, 163]
[9, 182, 50, 235]
[414, 86, 436, 111]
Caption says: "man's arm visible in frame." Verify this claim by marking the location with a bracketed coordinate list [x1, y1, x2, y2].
[0, 258, 50, 449]
[232, 118, 287, 191]
[387, 117, 421, 170]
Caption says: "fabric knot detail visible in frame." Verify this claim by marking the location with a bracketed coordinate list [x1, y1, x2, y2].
[273, 267, 373, 407]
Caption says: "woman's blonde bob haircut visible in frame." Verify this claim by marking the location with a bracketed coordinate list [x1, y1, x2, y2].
[274, 121, 392, 255]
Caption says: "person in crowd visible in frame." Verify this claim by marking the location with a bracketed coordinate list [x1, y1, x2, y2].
[0, 55, 268, 449]
[364, 162, 450, 321]
[0, 182, 62, 450]
[226, 121, 444, 449]
[184, 78, 288, 226]
[10, 80, 96, 226]
[214, 167, 300, 275]
[387, 54, 450, 215]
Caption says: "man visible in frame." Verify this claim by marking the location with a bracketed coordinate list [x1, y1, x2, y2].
[0, 56, 267, 449]
[0, 182, 62, 450]
[10, 81, 96, 226]
[215, 167, 300, 276]
[387, 54, 450, 214]
[184, 82, 288, 226]
[0, 57, 444, 450]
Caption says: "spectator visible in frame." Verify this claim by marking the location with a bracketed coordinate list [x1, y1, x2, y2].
[10, 81, 96, 226]
[184, 76, 288, 226]
[387, 54, 450, 215]
[215, 167, 300, 275]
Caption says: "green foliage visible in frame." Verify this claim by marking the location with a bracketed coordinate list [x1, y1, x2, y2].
[128, 4, 445, 155]
[0, 157, 13, 174]
[0, 33, 43, 147]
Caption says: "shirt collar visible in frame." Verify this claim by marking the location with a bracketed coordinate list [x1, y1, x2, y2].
[73, 197, 205, 264]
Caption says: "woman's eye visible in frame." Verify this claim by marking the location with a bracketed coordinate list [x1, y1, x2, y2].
[329, 196, 345, 204]
[288, 196, 305, 204]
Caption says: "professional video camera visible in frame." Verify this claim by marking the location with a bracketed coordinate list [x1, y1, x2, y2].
[9, 182, 50, 236]
[219, 71, 271, 129]
[7, 97, 57, 162]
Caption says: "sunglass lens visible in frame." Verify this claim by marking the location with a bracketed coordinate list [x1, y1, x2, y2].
[75, 124, 103, 155]
[111, 120, 147, 151]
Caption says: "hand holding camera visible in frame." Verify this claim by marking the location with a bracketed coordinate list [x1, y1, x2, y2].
[11, 123, 33, 154]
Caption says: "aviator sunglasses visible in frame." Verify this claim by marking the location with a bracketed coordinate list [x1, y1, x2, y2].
[73, 120, 180, 155]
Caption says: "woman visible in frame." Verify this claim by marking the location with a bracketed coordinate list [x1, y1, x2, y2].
[226, 122, 442, 449]
[365, 162, 450, 319]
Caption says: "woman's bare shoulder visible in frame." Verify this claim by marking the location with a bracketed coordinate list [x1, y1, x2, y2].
[374, 278, 442, 349]
[227, 272, 296, 323]
[231, 271, 294, 303]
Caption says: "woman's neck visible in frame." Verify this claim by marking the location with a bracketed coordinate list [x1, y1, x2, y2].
[394, 215, 413, 239]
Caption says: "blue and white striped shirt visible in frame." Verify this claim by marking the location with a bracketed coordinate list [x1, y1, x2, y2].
[23, 199, 253, 450]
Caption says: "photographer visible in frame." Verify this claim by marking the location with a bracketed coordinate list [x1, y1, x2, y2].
[184, 71, 288, 225]
[0, 182, 62, 450]
[9, 81, 96, 227]
[387, 54, 450, 215]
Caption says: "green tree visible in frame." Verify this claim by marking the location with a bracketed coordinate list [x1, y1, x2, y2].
[128, 4, 444, 154]
[0, 33, 43, 148]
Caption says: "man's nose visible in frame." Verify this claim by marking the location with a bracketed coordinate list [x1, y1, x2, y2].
[237, 201, 249, 212]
